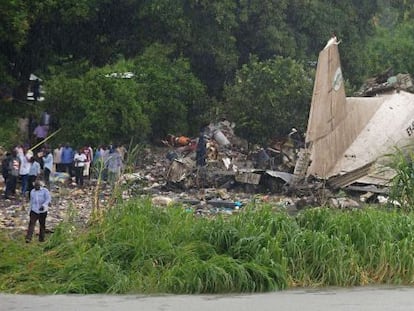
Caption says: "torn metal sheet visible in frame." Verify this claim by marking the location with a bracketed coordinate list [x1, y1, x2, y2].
[346, 184, 389, 194]
[301, 43, 414, 187]
[265, 170, 294, 184]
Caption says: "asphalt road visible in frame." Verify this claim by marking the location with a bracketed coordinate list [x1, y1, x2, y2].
[2, 286, 414, 311]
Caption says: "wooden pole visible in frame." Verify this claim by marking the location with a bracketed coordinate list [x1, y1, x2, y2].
[29, 128, 62, 151]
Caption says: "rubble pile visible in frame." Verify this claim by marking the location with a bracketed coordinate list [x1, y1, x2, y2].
[0, 119, 395, 233]
[354, 68, 414, 97]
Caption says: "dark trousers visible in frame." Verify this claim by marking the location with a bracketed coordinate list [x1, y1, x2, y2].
[5, 175, 17, 198]
[62, 163, 73, 177]
[74, 166, 84, 186]
[28, 175, 37, 193]
[44, 168, 51, 188]
[20, 174, 29, 195]
[55, 163, 63, 172]
[26, 210, 47, 242]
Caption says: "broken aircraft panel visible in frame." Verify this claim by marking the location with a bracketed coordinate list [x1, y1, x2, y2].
[301, 44, 414, 188]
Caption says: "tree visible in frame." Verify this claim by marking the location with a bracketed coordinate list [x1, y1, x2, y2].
[44, 43, 207, 145]
[223, 55, 313, 145]
[133, 43, 208, 139]
[138, 0, 239, 97]
[285, 0, 379, 90]
[236, 0, 294, 64]
[45, 59, 150, 146]
[0, 0, 145, 102]
[364, 21, 414, 77]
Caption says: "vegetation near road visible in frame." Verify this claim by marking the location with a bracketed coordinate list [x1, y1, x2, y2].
[1, 199, 414, 294]
[2, 1, 414, 295]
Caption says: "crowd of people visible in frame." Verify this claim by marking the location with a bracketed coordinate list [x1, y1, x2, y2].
[1, 142, 127, 243]
[1, 142, 127, 200]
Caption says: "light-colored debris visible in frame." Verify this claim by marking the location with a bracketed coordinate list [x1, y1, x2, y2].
[329, 197, 360, 209]
[151, 196, 174, 206]
[235, 170, 262, 185]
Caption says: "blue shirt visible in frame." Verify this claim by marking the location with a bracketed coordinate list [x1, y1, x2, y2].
[30, 187, 51, 214]
[61, 147, 73, 164]
[29, 161, 41, 176]
[106, 151, 123, 172]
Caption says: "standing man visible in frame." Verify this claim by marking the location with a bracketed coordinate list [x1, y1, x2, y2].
[106, 148, 123, 185]
[4, 150, 20, 199]
[73, 148, 87, 186]
[27, 157, 41, 194]
[18, 148, 31, 197]
[33, 79, 41, 102]
[61, 143, 73, 177]
[53, 144, 62, 172]
[288, 127, 304, 149]
[82, 144, 93, 180]
[1, 152, 10, 192]
[196, 127, 208, 189]
[42, 148, 53, 188]
[25, 180, 51, 243]
[196, 129, 207, 168]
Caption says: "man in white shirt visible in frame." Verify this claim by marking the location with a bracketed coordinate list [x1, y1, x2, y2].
[82, 145, 93, 179]
[25, 180, 51, 243]
[18, 148, 31, 196]
[73, 148, 87, 186]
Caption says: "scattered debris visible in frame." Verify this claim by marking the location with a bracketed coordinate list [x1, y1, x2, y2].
[354, 68, 414, 97]
[2, 44, 411, 233]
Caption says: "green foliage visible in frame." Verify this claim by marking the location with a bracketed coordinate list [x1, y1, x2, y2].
[45, 60, 150, 146]
[0, 106, 24, 148]
[365, 22, 414, 77]
[223, 55, 313, 144]
[139, 0, 240, 95]
[44, 44, 207, 145]
[4, 201, 414, 294]
[388, 148, 414, 210]
[0, 0, 30, 50]
[133, 43, 207, 138]
[0, 120, 19, 149]
[294, 207, 414, 285]
[237, 0, 294, 63]
[1, 1, 414, 147]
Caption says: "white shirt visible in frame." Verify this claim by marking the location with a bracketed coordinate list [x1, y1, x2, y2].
[53, 147, 62, 164]
[43, 153, 53, 171]
[19, 154, 31, 175]
[30, 187, 51, 214]
[74, 153, 87, 167]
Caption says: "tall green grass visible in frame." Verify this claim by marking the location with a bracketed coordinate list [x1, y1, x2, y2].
[2, 200, 414, 294]
[388, 148, 414, 210]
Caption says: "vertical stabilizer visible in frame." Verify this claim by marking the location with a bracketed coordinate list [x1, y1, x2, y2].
[303, 43, 414, 185]
[306, 44, 347, 142]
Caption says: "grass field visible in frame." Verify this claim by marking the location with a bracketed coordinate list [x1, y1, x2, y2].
[1, 198, 414, 294]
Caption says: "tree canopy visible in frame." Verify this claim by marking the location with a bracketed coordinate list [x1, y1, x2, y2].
[0, 0, 413, 147]
[223, 56, 312, 144]
[44, 44, 206, 145]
